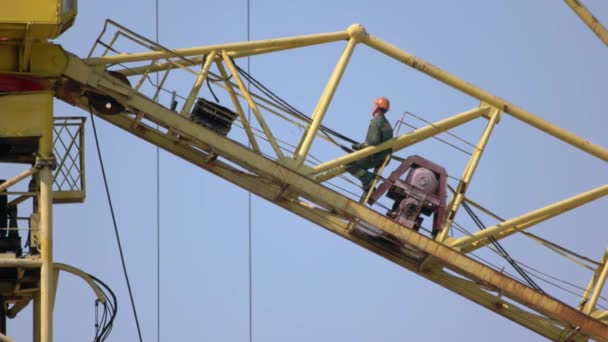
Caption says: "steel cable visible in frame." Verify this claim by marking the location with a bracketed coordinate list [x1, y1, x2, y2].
[89, 106, 144, 342]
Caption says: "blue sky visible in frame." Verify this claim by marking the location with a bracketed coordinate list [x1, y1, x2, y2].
[4, 0, 608, 341]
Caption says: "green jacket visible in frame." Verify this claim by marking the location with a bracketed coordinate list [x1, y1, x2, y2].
[363, 114, 393, 164]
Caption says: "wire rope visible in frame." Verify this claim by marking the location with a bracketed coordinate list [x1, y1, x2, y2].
[89, 106, 144, 342]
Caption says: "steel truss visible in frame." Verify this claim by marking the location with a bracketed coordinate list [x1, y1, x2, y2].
[39, 21, 608, 341]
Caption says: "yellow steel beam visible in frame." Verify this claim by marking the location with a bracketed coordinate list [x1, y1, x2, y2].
[39, 166, 53, 342]
[215, 60, 261, 152]
[0, 167, 38, 193]
[361, 34, 608, 162]
[179, 51, 216, 116]
[85, 30, 350, 66]
[119, 46, 304, 77]
[579, 250, 606, 310]
[53, 263, 106, 305]
[86, 105, 582, 342]
[105, 24, 608, 166]
[221, 50, 284, 158]
[314, 167, 347, 183]
[58, 59, 608, 341]
[0, 259, 42, 268]
[309, 106, 489, 175]
[564, 0, 608, 47]
[460, 214, 549, 254]
[437, 106, 501, 241]
[151, 68, 171, 102]
[294, 36, 358, 166]
[583, 249, 608, 314]
[450, 184, 608, 250]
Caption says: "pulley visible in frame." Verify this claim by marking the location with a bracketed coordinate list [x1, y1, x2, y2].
[87, 71, 131, 115]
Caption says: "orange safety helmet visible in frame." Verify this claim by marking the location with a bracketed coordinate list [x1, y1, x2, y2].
[373, 96, 390, 113]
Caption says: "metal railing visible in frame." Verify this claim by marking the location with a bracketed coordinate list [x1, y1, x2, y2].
[52, 116, 86, 203]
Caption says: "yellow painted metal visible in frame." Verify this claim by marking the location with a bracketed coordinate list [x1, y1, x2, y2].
[309, 106, 489, 175]
[71, 93, 597, 342]
[180, 52, 216, 116]
[120, 46, 306, 77]
[0, 332, 16, 342]
[221, 50, 284, 158]
[29, 44, 70, 75]
[0, 259, 42, 268]
[7, 298, 33, 319]
[0, 45, 19, 72]
[152, 69, 171, 102]
[362, 34, 608, 162]
[461, 214, 549, 254]
[314, 167, 347, 183]
[51, 117, 87, 204]
[20, 35, 33, 72]
[0, 167, 38, 193]
[437, 106, 501, 242]
[454, 194, 593, 258]
[0, 42, 67, 75]
[0, 93, 54, 154]
[564, 0, 608, 47]
[0, 0, 77, 40]
[57, 60, 608, 340]
[5, 19, 598, 339]
[360, 154, 391, 204]
[583, 249, 608, 314]
[54, 263, 106, 304]
[579, 250, 607, 310]
[294, 37, 357, 166]
[215, 61, 261, 152]
[450, 184, 608, 249]
[39, 166, 54, 342]
[16, 90, 57, 342]
[85, 30, 350, 66]
[594, 310, 608, 322]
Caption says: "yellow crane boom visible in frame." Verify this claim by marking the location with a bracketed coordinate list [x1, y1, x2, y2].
[0, 1, 606, 341]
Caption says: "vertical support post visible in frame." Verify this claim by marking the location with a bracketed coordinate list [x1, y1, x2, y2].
[39, 166, 53, 342]
[0, 296, 6, 335]
[436, 106, 501, 242]
[215, 61, 260, 152]
[581, 249, 608, 314]
[33, 293, 40, 342]
[179, 52, 217, 116]
[221, 50, 284, 158]
[579, 268, 598, 311]
[293, 37, 357, 166]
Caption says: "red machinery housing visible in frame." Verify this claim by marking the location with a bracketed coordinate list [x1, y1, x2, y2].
[370, 155, 448, 237]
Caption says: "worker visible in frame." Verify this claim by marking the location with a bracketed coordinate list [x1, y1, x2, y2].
[345, 96, 393, 193]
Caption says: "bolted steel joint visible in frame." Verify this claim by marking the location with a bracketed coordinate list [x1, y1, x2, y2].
[35, 155, 57, 170]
